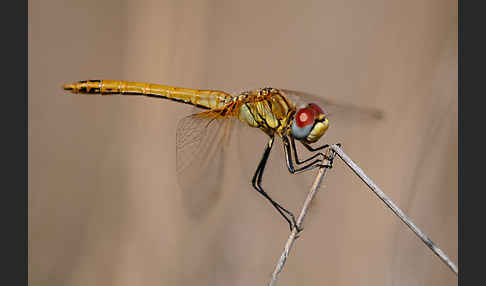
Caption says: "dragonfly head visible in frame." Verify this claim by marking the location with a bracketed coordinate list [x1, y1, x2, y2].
[291, 103, 329, 143]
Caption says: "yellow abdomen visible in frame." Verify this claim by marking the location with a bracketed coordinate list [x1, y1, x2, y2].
[62, 80, 232, 110]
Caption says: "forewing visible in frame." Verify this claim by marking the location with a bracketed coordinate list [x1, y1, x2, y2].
[176, 110, 234, 218]
[281, 89, 384, 121]
[282, 88, 386, 148]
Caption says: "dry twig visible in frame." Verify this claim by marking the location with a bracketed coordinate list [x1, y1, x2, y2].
[268, 151, 334, 286]
[330, 144, 458, 275]
[268, 144, 457, 286]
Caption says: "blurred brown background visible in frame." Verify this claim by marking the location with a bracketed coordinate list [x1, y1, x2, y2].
[29, 0, 457, 285]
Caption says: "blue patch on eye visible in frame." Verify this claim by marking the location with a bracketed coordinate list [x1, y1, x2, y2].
[291, 120, 313, 139]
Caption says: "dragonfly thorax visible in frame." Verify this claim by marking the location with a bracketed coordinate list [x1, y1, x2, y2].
[235, 88, 329, 141]
[236, 88, 293, 136]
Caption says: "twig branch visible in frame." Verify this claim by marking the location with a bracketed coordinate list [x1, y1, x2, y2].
[268, 153, 334, 286]
[330, 144, 458, 275]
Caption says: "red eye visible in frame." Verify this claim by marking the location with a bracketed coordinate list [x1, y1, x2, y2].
[308, 103, 324, 114]
[295, 108, 315, 128]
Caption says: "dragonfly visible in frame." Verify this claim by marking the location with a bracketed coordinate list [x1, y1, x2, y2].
[63, 80, 381, 232]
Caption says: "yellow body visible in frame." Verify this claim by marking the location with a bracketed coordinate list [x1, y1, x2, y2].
[63, 80, 328, 140]
[63, 80, 231, 110]
[233, 88, 295, 137]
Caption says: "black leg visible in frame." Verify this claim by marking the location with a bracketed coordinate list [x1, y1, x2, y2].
[252, 137, 301, 232]
[300, 141, 341, 158]
[300, 140, 335, 152]
[291, 136, 328, 165]
[283, 136, 335, 174]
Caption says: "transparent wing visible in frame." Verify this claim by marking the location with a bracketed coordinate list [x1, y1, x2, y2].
[176, 109, 235, 218]
[281, 88, 386, 150]
[281, 89, 385, 120]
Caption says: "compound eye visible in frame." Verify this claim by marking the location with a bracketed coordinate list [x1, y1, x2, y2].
[308, 103, 324, 115]
[291, 107, 316, 139]
[295, 108, 316, 128]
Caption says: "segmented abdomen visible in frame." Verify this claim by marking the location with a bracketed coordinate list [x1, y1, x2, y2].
[63, 80, 232, 110]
